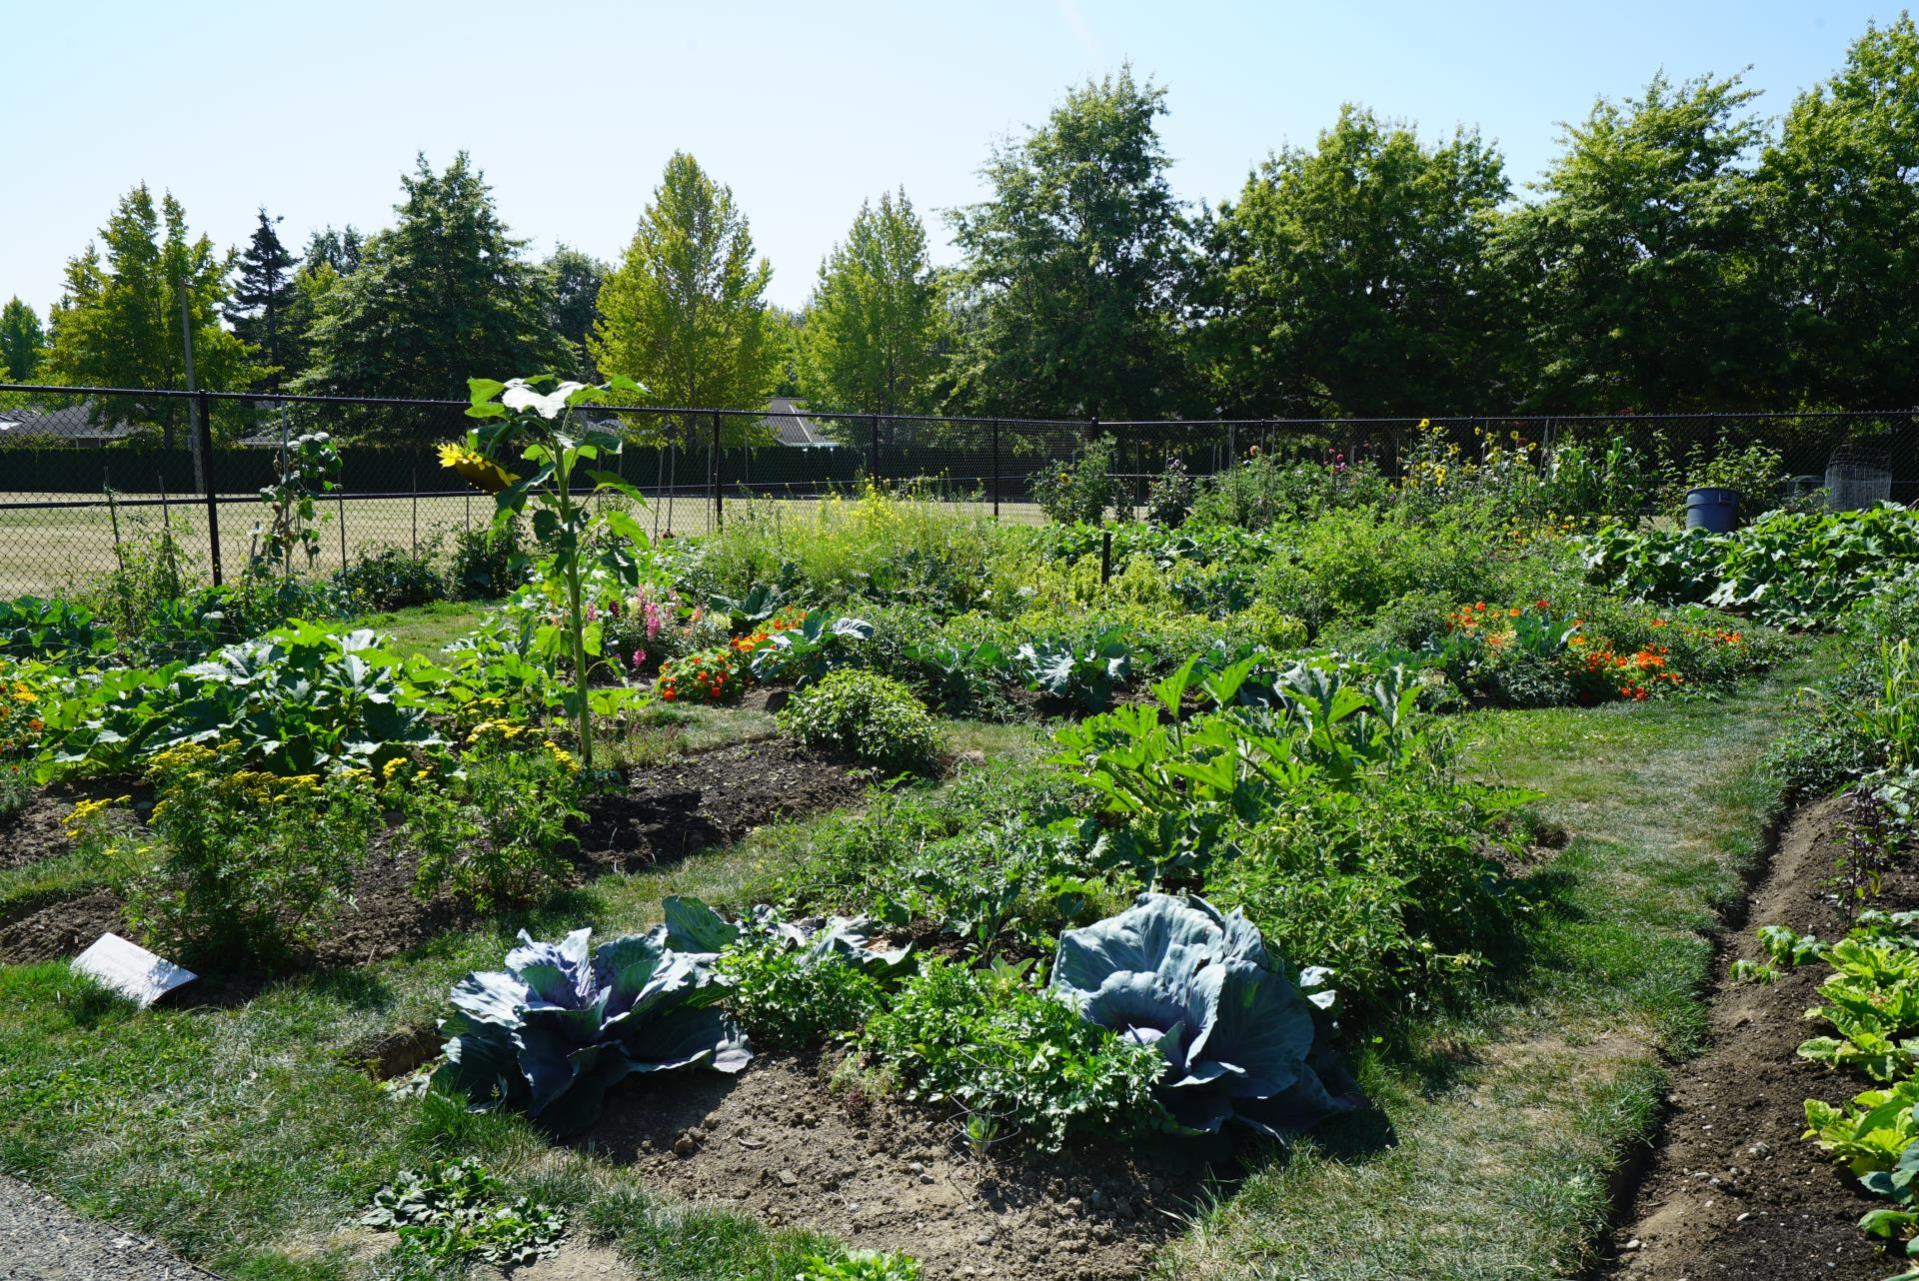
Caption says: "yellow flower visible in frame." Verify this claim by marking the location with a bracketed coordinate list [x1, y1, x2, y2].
[438, 441, 519, 495]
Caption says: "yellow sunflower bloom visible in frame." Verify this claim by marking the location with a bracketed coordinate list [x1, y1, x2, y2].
[438, 442, 519, 495]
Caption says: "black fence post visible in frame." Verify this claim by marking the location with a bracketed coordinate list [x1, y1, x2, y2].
[711, 410, 724, 530]
[869, 416, 881, 482]
[991, 418, 1002, 520]
[197, 389, 222, 586]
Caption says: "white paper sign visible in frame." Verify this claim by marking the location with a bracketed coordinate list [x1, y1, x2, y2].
[71, 933, 197, 1008]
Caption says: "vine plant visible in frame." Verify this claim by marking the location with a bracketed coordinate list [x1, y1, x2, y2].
[446, 374, 651, 773]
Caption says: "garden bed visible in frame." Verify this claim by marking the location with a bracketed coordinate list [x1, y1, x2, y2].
[1605, 795, 1898, 1280]
[0, 737, 859, 969]
[586, 1052, 1206, 1281]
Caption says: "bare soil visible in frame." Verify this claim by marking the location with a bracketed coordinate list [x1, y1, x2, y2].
[1603, 795, 1908, 1281]
[584, 1053, 1215, 1281]
[0, 739, 858, 971]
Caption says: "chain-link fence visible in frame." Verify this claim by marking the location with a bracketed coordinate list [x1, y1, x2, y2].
[1, 383, 1914, 597]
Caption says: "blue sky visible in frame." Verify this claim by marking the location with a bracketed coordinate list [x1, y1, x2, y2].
[1, 1, 1907, 319]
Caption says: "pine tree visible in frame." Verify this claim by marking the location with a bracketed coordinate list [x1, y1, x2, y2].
[294, 153, 567, 432]
[224, 209, 300, 390]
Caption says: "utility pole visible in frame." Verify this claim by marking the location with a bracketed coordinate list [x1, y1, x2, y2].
[179, 282, 204, 491]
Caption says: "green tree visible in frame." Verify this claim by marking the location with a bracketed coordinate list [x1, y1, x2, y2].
[1759, 14, 1919, 408]
[1495, 73, 1776, 412]
[589, 151, 779, 440]
[294, 154, 567, 426]
[541, 245, 606, 381]
[44, 184, 260, 444]
[1200, 106, 1518, 416]
[303, 225, 364, 276]
[0, 298, 46, 383]
[798, 189, 940, 415]
[947, 66, 1193, 419]
[224, 208, 301, 390]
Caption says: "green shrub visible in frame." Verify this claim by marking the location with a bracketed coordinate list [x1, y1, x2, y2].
[716, 936, 885, 1051]
[450, 519, 527, 601]
[1031, 436, 1121, 525]
[335, 543, 444, 611]
[777, 671, 939, 772]
[1144, 457, 1195, 527]
[398, 726, 584, 912]
[1209, 775, 1526, 1011]
[860, 958, 1166, 1151]
[1189, 452, 1390, 530]
[116, 742, 380, 968]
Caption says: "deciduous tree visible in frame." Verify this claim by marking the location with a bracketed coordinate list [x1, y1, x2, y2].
[1200, 107, 1518, 416]
[1759, 14, 1919, 408]
[1495, 73, 1776, 412]
[947, 66, 1193, 419]
[799, 190, 940, 415]
[589, 151, 779, 440]
[44, 184, 260, 444]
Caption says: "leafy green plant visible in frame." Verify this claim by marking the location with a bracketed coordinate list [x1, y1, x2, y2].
[1031, 435, 1121, 525]
[451, 374, 656, 773]
[42, 622, 445, 780]
[0, 595, 112, 660]
[1013, 631, 1131, 711]
[449, 519, 527, 601]
[433, 926, 750, 1134]
[743, 611, 874, 687]
[249, 430, 341, 581]
[1798, 937, 1919, 1082]
[335, 543, 444, 612]
[1806, 1080, 1919, 1176]
[716, 935, 886, 1051]
[1144, 457, 1195, 528]
[361, 1158, 566, 1274]
[1050, 892, 1363, 1138]
[860, 957, 1168, 1152]
[777, 670, 939, 772]
[396, 727, 584, 912]
[115, 741, 380, 968]
[794, 1249, 922, 1281]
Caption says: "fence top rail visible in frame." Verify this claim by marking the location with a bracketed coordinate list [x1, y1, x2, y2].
[1098, 408, 1919, 429]
[0, 384, 1084, 429]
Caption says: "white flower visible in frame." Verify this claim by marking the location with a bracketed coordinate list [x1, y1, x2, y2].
[501, 378, 587, 420]
[1298, 965, 1334, 989]
[1307, 990, 1338, 1011]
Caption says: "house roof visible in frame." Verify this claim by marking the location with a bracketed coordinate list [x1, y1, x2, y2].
[0, 401, 138, 442]
[763, 397, 838, 448]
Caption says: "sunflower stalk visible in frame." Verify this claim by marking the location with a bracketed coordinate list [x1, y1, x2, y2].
[449, 375, 654, 775]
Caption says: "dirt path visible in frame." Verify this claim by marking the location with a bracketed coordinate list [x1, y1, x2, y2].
[1602, 795, 1894, 1280]
[0, 1175, 220, 1281]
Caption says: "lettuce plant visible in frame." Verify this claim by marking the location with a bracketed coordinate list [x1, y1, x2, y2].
[1050, 892, 1363, 1139]
[433, 927, 749, 1134]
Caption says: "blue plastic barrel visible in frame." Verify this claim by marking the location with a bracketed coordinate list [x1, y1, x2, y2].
[1684, 487, 1741, 532]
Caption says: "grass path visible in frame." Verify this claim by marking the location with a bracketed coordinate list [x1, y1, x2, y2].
[1155, 650, 1834, 1280]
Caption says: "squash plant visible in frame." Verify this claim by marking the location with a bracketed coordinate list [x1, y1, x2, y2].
[448, 375, 652, 773]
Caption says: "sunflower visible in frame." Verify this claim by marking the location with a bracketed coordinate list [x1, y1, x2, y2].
[438, 441, 519, 495]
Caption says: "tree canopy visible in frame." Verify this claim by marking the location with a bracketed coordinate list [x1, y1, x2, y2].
[293, 153, 566, 421]
[947, 66, 1193, 419]
[1202, 107, 1516, 417]
[0, 298, 45, 383]
[798, 189, 940, 416]
[44, 184, 261, 443]
[590, 152, 779, 438]
[224, 208, 300, 390]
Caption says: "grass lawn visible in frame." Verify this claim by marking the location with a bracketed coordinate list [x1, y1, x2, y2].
[1154, 648, 1835, 1280]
